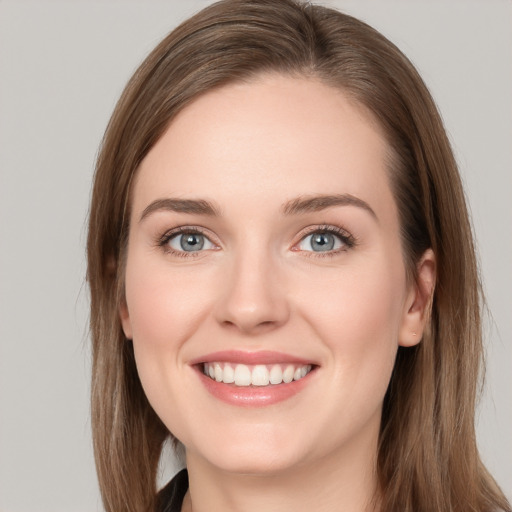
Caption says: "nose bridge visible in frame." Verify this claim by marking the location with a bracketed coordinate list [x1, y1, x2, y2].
[215, 237, 289, 333]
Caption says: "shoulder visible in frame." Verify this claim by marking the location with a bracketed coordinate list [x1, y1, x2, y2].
[157, 469, 189, 512]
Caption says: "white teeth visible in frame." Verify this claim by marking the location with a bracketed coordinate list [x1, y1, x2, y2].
[234, 364, 252, 386]
[269, 365, 283, 385]
[214, 363, 223, 382]
[283, 365, 294, 383]
[252, 365, 270, 386]
[223, 363, 235, 384]
[203, 362, 313, 387]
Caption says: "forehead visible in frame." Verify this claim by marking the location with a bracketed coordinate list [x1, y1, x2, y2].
[132, 74, 396, 223]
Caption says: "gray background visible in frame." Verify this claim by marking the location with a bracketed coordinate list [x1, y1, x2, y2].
[0, 1, 510, 510]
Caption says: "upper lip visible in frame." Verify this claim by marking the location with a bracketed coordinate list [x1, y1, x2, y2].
[189, 350, 316, 366]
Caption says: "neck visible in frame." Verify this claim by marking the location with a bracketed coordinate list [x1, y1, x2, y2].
[182, 433, 380, 512]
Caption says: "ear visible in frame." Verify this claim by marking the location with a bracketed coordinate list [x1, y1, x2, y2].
[399, 249, 436, 347]
[119, 298, 133, 340]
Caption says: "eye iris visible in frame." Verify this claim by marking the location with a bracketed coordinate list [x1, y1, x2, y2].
[180, 233, 204, 251]
[311, 232, 335, 251]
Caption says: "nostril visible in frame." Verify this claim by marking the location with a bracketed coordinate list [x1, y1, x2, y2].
[213, 275, 291, 333]
[221, 318, 280, 334]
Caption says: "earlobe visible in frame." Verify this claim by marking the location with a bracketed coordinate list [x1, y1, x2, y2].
[119, 300, 133, 340]
[399, 249, 436, 347]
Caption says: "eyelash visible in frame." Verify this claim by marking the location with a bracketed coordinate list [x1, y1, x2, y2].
[157, 226, 217, 258]
[157, 224, 357, 258]
[294, 225, 356, 258]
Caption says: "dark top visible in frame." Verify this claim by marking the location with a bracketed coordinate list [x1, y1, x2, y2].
[156, 470, 509, 512]
[157, 469, 189, 512]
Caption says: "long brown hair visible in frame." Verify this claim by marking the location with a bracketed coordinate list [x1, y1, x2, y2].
[87, 1, 511, 511]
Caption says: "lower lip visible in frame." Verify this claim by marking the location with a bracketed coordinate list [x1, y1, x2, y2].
[196, 368, 315, 407]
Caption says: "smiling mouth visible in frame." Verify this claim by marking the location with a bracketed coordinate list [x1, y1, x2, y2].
[202, 362, 314, 387]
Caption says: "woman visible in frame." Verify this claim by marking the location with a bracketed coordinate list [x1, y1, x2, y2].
[86, 1, 511, 511]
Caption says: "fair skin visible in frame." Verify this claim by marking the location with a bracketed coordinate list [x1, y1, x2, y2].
[120, 74, 435, 512]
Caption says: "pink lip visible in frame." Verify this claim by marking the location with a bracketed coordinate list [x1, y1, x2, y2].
[189, 350, 314, 366]
[190, 350, 318, 407]
[196, 369, 315, 407]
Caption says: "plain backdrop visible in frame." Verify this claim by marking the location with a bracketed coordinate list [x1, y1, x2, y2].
[0, 1, 510, 510]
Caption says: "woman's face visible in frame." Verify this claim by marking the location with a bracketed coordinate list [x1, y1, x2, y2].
[121, 75, 427, 475]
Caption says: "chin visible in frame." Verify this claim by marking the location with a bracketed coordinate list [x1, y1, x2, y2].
[184, 425, 308, 476]
[202, 450, 305, 476]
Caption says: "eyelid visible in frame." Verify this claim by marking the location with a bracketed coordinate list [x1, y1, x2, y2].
[157, 225, 220, 255]
[292, 224, 356, 254]
[156, 223, 356, 257]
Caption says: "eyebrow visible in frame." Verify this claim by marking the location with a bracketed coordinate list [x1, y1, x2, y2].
[139, 193, 377, 222]
[139, 198, 220, 222]
[282, 194, 377, 220]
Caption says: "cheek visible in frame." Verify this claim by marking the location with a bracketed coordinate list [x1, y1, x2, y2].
[125, 257, 211, 350]
[123, 256, 219, 436]
[123, 255, 216, 407]
[298, 255, 406, 382]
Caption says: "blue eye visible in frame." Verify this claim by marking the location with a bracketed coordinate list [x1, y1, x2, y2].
[167, 232, 215, 252]
[298, 231, 348, 252]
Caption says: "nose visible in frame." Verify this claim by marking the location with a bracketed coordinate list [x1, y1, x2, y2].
[214, 249, 290, 335]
